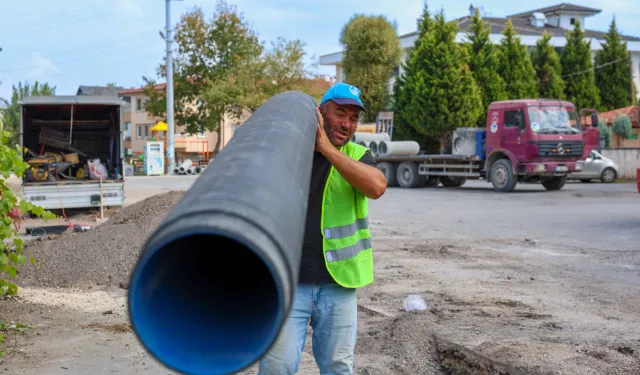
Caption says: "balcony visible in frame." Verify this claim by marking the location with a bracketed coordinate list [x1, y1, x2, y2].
[174, 134, 210, 153]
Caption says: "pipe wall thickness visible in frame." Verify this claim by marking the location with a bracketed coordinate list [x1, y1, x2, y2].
[127, 91, 319, 375]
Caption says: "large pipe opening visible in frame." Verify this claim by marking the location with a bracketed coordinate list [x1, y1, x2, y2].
[129, 234, 284, 375]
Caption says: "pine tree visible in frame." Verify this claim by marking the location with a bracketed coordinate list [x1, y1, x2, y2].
[595, 18, 633, 111]
[496, 20, 538, 99]
[561, 19, 600, 110]
[598, 120, 612, 148]
[612, 113, 632, 139]
[392, 3, 432, 143]
[531, 32, 565, 99]
[465, 9, 507, 126]
[396, 10, 483, 151]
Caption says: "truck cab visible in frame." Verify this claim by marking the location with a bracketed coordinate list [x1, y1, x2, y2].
[484, 99, 598, 191]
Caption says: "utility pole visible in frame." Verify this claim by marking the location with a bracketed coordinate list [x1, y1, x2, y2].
[165, 0, 180, 175]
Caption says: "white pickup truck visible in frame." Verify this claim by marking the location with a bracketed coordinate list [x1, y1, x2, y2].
[19, 95, 125, 210]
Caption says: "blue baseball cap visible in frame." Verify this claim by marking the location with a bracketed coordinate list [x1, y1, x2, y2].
[320, 82, 367, 113]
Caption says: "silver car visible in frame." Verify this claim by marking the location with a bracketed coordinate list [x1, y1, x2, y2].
[568, 150, 620, 183]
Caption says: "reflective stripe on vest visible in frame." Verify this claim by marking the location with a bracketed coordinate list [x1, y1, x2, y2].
[325, 237, 372, 262]
[323, 217, 369, 239]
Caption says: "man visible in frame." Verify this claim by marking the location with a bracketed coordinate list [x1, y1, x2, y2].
[258, 82, 387, 374]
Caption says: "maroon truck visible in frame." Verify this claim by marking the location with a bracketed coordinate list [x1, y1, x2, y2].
[375, 99, 601, 192]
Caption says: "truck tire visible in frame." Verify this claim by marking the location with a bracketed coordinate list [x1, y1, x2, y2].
[542, 175, 567, 191]
[425, 176, 439, 187]
[396, 162, 424, 188]
[490, 159, 517, 192]
[440, 176, 466, 188]
[377, 162, 398, 187]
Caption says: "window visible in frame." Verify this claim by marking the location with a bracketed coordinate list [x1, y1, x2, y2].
[144, 125, 150, 138]
[124, 122, 131, 131]
[197, 124, 205, 138]
[137, 125, 143, 139]
[504, 110, 524, 128]
[136, 98, 142, 112]
[570, 18, 576, 25]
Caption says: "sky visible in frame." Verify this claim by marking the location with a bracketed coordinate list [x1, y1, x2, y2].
[0, 0, 638, 100]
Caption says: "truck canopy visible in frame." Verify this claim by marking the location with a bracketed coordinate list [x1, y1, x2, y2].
[20, 95, 124, 182]
[18, 95, 125, 106]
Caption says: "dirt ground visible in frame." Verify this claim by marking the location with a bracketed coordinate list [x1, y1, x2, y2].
[1, 178, 639, 375]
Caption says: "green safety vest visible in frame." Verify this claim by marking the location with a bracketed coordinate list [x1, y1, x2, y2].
[320, 141, 373, 288]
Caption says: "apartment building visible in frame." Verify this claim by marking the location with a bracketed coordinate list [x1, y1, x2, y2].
[118, 84, 252, 163]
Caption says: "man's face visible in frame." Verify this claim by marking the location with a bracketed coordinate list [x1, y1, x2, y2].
[320, 100, 361, 147]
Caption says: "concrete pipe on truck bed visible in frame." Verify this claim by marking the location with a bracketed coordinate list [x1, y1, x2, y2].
[352, 131, 390, 143]
[377, 141, 420, 157]
[127, 91, 319, 375]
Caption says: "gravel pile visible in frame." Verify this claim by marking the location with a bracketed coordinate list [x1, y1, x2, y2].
[18, 191, 185, 289]
[355, 312, 445, 375]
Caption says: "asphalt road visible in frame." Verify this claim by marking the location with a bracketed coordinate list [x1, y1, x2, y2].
[126, 175, 639, 251]
[3, 175, 639, 375]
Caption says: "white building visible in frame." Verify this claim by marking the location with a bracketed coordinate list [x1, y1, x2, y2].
[319, 3, 640, 101]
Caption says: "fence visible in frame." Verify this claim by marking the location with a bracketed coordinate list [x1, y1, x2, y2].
[600, 148, 640, 179]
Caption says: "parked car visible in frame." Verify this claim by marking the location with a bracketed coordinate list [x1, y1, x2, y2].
[568, 150, 620, 183]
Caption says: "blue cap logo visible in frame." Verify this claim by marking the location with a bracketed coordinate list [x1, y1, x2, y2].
[320, 82, 366, 113]
[349, 85, 360, 97]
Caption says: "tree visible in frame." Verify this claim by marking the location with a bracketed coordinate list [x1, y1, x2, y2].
[395, 10, 482, 151]
[391, 3, 433, 145]
[465, 9, 507, 126]
[240, 37, 324, 109]
[595, 19, 633, 111]
[561, 19, 600, 110]
[496, 20, 538, 99]
[143, 2, 316, 151]
[340, 14, 402, 122]
[143, 2, 263, 140]
[611, 113, 632, 139]
[531, 32, 565, 99]
[598, 120, 612, 148]
[0, 81, 56, 147]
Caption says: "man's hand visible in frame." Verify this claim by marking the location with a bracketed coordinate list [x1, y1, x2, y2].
[315, 107, 331, 153]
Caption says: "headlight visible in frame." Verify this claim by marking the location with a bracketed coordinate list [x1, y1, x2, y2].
[535, 164, 546, 172]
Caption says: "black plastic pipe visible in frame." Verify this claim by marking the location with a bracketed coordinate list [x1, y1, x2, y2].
[127, 91, 319, 375]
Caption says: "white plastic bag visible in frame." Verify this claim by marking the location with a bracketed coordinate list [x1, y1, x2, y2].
[403, 294, 428, 312]
[88, 159, 109, 180]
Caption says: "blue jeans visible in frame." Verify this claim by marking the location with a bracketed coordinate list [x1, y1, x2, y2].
[257, 283, 358, 375]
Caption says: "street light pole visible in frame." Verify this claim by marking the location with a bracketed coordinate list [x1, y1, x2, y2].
[165, 0, 179, 175]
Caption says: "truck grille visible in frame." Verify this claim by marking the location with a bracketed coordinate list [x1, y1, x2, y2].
[535, 141, 584, 157]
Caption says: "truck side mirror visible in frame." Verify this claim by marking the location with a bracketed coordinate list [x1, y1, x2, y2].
[591, 113, 598, 128]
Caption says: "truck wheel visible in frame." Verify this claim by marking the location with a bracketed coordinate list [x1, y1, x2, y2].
[396, 162, 424, 188]
[542, 175, 567, 191]
[600, 167, 616, 183]
[440, 176, 466, 188]
[377, 162, 398, 187]
[490, 159, 517, 192]
[425, 176, 439, 187]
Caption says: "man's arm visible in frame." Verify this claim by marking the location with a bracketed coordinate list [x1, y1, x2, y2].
[321, 146, 387, 199]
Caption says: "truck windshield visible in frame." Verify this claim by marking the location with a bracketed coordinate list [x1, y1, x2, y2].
[527, 106, 579, 134]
